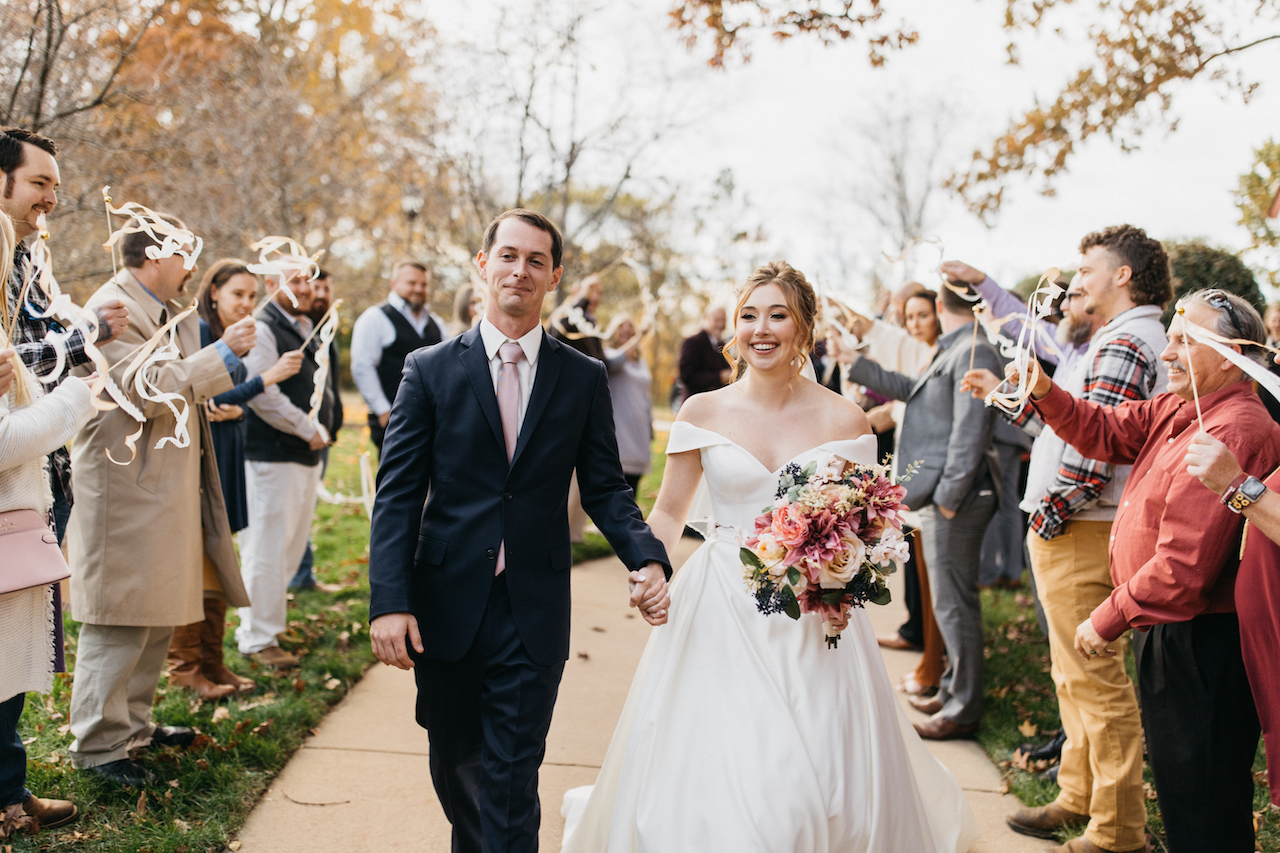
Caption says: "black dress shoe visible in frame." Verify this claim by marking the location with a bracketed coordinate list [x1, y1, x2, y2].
[1022, 729, 1067, 763]
[87, 758, 153, 787]
[147, 725, 196, 749]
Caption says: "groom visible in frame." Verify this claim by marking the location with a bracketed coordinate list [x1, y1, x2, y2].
[368, 208, 671, 853]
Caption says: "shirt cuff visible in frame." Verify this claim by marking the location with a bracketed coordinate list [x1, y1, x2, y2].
[1089, 596, 1128, 642]
[213, 339, 241, 373]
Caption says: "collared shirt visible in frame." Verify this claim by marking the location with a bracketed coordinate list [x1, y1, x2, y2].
[132, 276, 240, 372]
[1032, 379, 1280, 641]
[244, 301, 317, 441]
[479, 318, 542, 430]
[349, 292, 451, 415]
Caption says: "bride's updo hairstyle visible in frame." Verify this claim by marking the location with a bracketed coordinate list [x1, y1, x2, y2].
[724, 261, 819, 381]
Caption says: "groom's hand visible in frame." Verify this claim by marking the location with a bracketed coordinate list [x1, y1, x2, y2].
[370, 612, 424, 669]
[629, 563, 671, 626]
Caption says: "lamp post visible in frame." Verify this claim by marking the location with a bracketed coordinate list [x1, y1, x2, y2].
[401, 188, 425, 255]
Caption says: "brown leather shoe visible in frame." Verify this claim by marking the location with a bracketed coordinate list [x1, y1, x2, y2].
[908, 694, 944, 715]
[897, 672, 938, 697]
[876, 633, 920, 651]
[21, 794, 78, 830]
[1006, 802, 1089, 839]
[167, 623, 236, 701]
[250, 645, 300, 670]
[1050, 836, 1145, 853]
[913, 716, 978, 740]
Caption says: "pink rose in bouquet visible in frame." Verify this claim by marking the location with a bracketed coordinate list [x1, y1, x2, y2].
[740, 457, 910, 648]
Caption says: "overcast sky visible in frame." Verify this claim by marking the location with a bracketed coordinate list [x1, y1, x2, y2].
[426, 0, 1280, 303]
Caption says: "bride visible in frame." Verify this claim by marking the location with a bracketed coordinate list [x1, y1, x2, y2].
[561, 261, 978, 852]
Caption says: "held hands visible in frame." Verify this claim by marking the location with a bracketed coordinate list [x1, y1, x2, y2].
[205, 399, 243, 422]
[1184, 432, 1243, 496]
[1074, 617, 1115, 661]
[370, 612, 423, 670]
[629, 563, 671, 626]
[221, 315, 258, 357]
[378, 411, 391, 428]
[960, 368, 1001, 400]
[94, 299, 130, 343]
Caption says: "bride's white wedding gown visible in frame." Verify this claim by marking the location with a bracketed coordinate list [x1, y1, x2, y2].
[560, 422, 979, 853]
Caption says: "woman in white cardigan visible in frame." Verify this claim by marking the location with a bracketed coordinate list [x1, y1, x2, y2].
[0, 216, 99, 838]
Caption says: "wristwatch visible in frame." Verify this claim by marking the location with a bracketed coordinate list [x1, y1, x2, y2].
[1222, 475, 1268, 514]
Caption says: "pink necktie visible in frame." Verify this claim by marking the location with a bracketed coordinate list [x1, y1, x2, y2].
[495, 341, 524, 575]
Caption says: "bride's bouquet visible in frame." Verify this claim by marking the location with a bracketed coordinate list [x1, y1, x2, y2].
[740, 458, 911, 648]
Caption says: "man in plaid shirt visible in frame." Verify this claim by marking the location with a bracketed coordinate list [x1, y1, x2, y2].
[1, 128, 130, 541]
[955, 223, 1171, 853]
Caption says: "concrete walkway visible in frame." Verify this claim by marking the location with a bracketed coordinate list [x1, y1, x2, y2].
[231, 540, 1054, 852]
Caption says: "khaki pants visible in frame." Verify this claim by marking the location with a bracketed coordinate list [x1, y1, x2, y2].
[1029, 521, 1146, 851]
[69, 624, 173, 767]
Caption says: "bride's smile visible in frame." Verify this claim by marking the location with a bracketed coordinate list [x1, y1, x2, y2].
[735, 282, 798, 372]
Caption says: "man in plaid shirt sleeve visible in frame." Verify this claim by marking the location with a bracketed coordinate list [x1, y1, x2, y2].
[958, 224, 1172, 853]
[1, 128, 130, 542]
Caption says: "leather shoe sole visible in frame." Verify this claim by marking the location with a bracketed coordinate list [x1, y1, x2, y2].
[913, 716, 978, 740]
[908, 694, 944, 715]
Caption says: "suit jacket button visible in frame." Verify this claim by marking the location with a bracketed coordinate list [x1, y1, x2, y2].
[504, 492, 513, 501]
[486, 548, 496, 560]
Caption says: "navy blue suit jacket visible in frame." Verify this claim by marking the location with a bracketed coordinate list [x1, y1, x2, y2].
[368, 325, 670, 666]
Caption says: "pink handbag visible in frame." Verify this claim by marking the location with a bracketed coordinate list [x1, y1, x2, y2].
[0, 509, 70, 595]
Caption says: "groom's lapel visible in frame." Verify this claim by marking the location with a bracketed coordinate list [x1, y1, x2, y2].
[511, 332, 562, 467]
[459, 328, 505, 452]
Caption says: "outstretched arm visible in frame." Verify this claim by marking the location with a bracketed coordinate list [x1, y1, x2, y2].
[646, 448, 705, 563]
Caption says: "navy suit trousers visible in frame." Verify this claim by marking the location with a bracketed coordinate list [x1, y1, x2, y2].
[413, 573, 565, 853]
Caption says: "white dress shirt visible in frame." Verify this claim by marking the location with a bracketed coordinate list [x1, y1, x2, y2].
[479, 318, 543, 431]
[349, 292, 452, 416]
[245, 302, 317, 441]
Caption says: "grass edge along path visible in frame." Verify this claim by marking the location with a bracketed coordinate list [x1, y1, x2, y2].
[977, 585, 1280, 852]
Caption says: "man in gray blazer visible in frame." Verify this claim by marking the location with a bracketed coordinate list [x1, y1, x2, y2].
[848, 283, 1000, 739]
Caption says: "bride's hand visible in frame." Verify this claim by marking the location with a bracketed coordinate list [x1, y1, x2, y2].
[629, 565, 671, 626]
[829, 611, 851, 633]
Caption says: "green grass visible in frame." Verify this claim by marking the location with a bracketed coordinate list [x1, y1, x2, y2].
[10, 430, 376, 852]
[979, 583, 1280, 850]
[10, 426, 672, 851]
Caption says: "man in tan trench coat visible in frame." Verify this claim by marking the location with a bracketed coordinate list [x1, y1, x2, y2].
[66, 223, 257, 786]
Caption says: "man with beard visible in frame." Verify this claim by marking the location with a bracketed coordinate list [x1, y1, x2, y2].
[350, 261, 450, 451]
[236, 265, 339, 668]
[289, 269, 343, 592]
[956, 225, 1172, 853]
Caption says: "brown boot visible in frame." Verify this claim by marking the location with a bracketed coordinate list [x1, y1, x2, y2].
[1007, 802, 1089, 839]
[198, 597, 256, 695]
[167, 622, 235, 701]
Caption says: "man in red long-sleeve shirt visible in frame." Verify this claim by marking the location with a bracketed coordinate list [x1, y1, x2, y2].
[1021, 289, 1280, 853]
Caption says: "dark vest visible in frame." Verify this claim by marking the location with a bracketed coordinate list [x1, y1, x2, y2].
[375, 302, 442, 406]
[245, 304, 336, 466]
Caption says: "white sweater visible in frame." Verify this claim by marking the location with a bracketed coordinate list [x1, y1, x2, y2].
[0, 375, 96, 703]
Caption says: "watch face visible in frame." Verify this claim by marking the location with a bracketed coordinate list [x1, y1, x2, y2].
[1241, 477, 1268, 502]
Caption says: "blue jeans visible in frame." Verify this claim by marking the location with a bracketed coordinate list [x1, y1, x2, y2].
[0, 692, 30, 807]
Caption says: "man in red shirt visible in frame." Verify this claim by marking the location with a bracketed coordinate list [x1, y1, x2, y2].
[1017, 289, 1280, 853]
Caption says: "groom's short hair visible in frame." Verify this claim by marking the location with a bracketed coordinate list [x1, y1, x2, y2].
[482, 209, 564, 270]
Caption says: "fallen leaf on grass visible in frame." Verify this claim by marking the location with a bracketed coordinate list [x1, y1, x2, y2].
[174, 819, 189, 833]
[324, 678, 341, 690]
[292, 677, 305, 694]
[211, 707, 231, 723]
[998, 779, 1010, 794]
[1017, 719, 1038, 738]
[135, 792, 147, 817]
[196, 759, 209, 771]
[1143, 782, 1158, 801]
[229, 842, 242, 851]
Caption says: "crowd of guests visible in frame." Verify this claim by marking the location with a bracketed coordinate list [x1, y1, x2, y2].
[5, 120, 1280, 853]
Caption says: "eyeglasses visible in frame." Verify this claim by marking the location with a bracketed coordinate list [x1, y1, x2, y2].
[1201, 290, 1244, 340]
